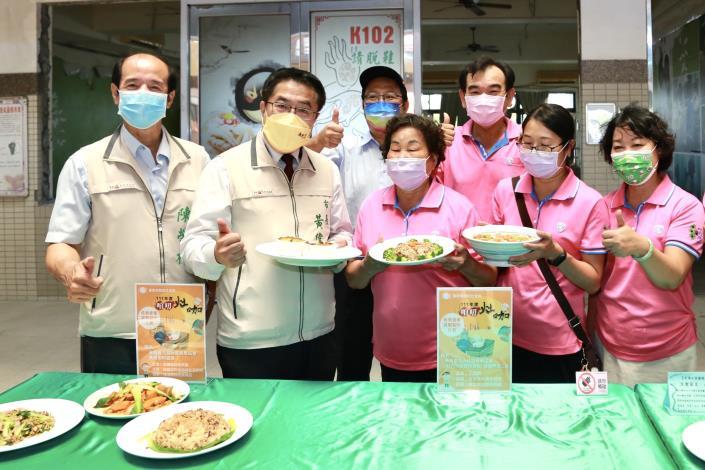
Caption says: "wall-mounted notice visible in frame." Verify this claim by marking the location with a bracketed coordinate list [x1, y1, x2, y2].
[0, 98, 28, 196]
[311, 10, 403, 140]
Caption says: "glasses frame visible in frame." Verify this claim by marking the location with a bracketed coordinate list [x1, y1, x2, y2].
[518, 141, 569, 153]
[363, 92, 404, 104]
[266, 101, 320, 121]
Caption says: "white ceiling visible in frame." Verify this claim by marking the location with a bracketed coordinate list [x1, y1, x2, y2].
[50, 0, 578, 87]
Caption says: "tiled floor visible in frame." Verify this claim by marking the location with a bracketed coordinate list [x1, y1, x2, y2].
[0, 296, 702, 394]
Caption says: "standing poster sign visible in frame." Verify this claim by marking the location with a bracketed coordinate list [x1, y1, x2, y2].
[0, 98, 28, 196]
[311, 10, 403, 140]
[135, 283, 207, 382]
[437, 287, 512, 392]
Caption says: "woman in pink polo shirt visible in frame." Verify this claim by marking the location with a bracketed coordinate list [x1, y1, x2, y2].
[346, 114, 497, 383]
[591, 105, 704, 387]
[490, 103, 608, 383]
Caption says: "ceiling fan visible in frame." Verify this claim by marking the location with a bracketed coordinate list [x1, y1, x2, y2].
[445, 27, 500, 54]
[434, 0, 513, 16]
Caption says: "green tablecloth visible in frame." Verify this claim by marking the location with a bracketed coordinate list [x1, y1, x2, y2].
[635, 383, 705, 469]
[0, 372, 674, 469]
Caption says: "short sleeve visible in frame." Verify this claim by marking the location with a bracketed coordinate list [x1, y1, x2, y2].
[579, 198, 609, 254]
[664, 195, 705, 259]
[458, 200, 479, 250]
[435, 160, 446, 184]
[45, 150, 92, 244]
[353, 201, 368, 255]
[490, 183, 505, 225]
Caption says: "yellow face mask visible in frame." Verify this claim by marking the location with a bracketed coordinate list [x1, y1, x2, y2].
[262, 112, 312, 154]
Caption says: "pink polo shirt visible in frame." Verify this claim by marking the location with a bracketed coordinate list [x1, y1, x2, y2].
[491, 170, 609, 355]
[353, 180, 478, 371]
[591, 176, 704, 362]
[440, 118, 524, 222]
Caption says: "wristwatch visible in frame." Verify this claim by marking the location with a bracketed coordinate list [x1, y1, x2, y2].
[547, 249, 568, 267]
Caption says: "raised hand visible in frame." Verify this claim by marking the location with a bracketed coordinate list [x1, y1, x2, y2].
[214, 218, 247, 268]
[314, 108, 344, 150]
[602, 209, 651, 258]
[440, 113, 456, 147]
[65, 256, 103, 303]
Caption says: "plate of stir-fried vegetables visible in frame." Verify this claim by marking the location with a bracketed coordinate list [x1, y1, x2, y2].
[369, 235, 456, 266]
[0, 399, 84, 452]
[83, 378, 189, 419]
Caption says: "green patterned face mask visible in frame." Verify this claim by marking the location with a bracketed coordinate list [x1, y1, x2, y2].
[611, 148, 656, 186]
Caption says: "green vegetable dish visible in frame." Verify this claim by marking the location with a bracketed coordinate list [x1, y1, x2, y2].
[0, 409, 55, 446]
[94, 381, 181, 415]
[383, 239, 444, 262]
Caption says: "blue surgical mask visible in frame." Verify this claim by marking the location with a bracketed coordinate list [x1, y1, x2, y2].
[364, 101, 401, 134]
[117, 89, 168, 129]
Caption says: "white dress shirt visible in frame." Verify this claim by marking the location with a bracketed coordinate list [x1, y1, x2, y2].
[181, 136, 353, 281]
[46, 126, 181, 244]
[323, 128, 392, 228]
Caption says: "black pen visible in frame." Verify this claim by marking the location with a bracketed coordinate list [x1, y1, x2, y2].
[91, 254, 104, 312]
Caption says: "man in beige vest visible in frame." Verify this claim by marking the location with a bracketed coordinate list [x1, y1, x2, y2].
[181, 68, 353, 380]
[45, 52, 210, 374]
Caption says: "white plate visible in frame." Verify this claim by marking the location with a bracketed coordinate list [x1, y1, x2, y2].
[369, 235, 456, 266]
[682, 420, 705, 461]
[256, 241, 361, 267]
[116, 401, 253, 459]
[83, 377, 190, 420]
[0, 398, 84, 452]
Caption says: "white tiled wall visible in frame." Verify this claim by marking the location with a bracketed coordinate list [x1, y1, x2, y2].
[0, 95, 64, 300]
[580, 82, 650, 195]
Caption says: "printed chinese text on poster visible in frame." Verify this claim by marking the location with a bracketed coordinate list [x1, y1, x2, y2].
[437, 287, 512, 392]
[136, 283, 207, 382]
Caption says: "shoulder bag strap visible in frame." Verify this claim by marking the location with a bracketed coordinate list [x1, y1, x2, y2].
[511, 177, 602, 370]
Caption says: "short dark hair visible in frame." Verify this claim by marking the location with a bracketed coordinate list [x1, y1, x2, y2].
[599, 104, 675, 173]
[458, 56, 515, 91]
[381, 114, 446, 166]
[261, 67, 326, 112]
[111, 52, 178, 92]
[523, 103, 575, 164]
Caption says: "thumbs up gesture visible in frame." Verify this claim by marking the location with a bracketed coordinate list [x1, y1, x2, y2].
[65, 256, 104, 303]
[439, 112, 456, 147]
[214, 218, 247, 268]
[602, 209, 651, 258]
[309, 108, 344, 152]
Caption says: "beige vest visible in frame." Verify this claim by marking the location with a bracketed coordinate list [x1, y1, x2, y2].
[81, 126, 209, 338]
[216, 133, 336, 349]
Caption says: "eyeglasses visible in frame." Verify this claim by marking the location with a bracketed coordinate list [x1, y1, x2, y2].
[266, 101, 319, 120]
[363, 92, 403, 103]
[518, 141, 568, 153]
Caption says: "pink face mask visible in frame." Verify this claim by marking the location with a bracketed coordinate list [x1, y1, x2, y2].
[465, 93, 506, 127]
[386, 156, 429, 191]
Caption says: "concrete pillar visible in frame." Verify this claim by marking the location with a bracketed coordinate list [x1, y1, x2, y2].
[579, 0, 650, 194]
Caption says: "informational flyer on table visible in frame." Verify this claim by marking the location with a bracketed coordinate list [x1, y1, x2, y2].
[437, 287, 512, 392]
[135, 283, 206, 382]
[0, 98, 28, 196]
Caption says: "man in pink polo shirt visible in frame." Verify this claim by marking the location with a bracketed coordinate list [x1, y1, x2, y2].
[440, 56, 524, 221]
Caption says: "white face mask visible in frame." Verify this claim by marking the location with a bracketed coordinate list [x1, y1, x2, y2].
[385, 156, 429, 191]
[518, 143, 568, 179]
